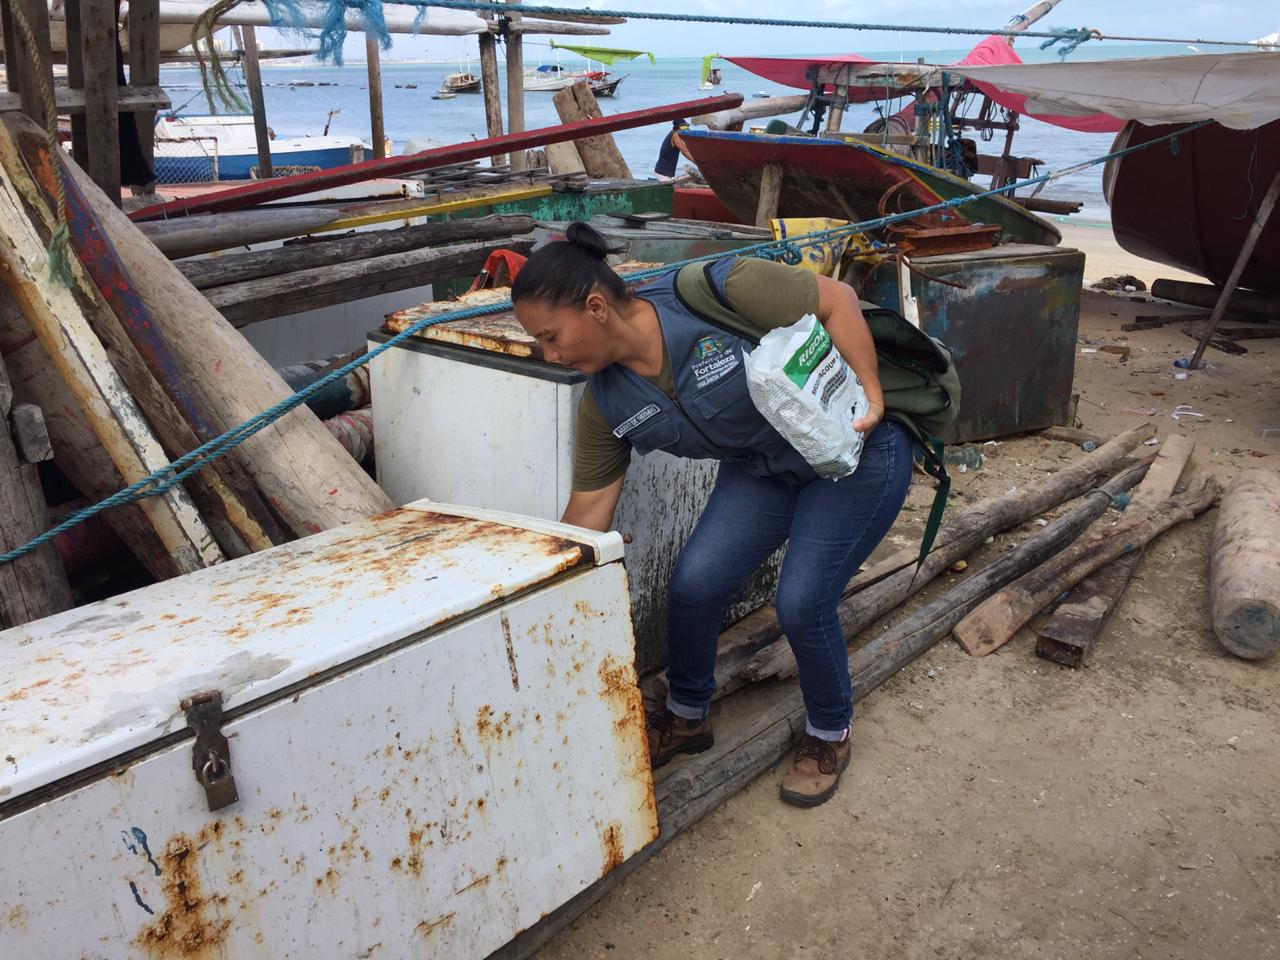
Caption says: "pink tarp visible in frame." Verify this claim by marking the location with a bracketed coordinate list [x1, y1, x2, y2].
[725, 36, 1122, 132]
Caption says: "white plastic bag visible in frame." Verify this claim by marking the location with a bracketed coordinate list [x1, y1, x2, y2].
[742, 314, 867, 479]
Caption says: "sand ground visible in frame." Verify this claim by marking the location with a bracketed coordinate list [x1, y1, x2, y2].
[536, 224, 1280, 960]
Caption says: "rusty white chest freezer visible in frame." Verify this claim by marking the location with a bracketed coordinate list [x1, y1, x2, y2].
[371, 300, 781, 674]
[0, 503, 656, 959]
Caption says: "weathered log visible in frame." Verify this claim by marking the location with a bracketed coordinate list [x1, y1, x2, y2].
[1035, 434, 1194, 667]
[958, 471, 1216, 658]
[552, 81, 630, 179]
[0, 143, 222, 574]
[0, 352, 72, 626]
[0, 287, 185, 579]
[2, 116, 396, 538]
[713, 423, 1158, 694]
[693, 95, 809, 132]
[176, 215, 537, 290]
[1210, 469, 1280, 659]
[204, 239, 533, 326]
[0, 131, 284, 556]
[136, 208, 342, 259]
[1151, 278, 1280, 323]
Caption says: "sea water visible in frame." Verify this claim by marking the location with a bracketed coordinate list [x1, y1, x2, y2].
[156, 43, 1195, 221]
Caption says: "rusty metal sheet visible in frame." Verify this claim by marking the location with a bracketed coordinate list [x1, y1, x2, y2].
[0, 503, 622, 803]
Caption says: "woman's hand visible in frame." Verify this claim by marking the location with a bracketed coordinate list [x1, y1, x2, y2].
[853, 399, 883, 435]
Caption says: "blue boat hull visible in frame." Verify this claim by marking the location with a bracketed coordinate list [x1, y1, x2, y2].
[154, 145, 360, 183]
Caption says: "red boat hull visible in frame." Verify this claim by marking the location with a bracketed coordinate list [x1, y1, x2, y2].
[1106, 120, 1280, 295]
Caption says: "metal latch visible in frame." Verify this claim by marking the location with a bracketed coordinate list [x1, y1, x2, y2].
[181, 690, 239, 812]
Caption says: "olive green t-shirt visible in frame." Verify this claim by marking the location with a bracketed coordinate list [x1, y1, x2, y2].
[573, 258, 821, 491]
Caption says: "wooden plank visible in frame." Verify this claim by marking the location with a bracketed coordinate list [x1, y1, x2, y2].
[80, 0, 121, 205]
[176, 214, 537, 289]
[365, 34, 386, 160]
[126, 92, 745, 221]
[0, 352, 72, 627]
[5, 113, 396, 540]
[1029, 432, 1192, 666]
[552, 81, 629, 179]
[478, 30, 505, 165]
[755, 161, 783, 228]
[0, 86, 170, 115]
[238, 25, 273, 179]
[9, 0, 53, 125]
[505, 0, 526, 171]
[0, 285, 187, 579]
[318, 184, 551, 232]
[204, 239, 532, 326]
[1151, 278, 1280, 322]
[126, 0, 160, 191]
[0, 139, 221, 572]
[63, 0, 88, 169]
[10, 402, 51, 462]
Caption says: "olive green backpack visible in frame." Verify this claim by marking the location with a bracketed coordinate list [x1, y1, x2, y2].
[673, 261, 962, 568]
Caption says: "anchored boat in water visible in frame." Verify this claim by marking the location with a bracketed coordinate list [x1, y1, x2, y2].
[153, 114, 367, 183]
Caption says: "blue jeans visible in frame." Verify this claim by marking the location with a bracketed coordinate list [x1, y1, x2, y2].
[665, 419, 913, 739]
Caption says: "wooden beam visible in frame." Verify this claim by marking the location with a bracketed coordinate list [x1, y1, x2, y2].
[126, 93, 745, 220]
[505, 0, 526, 171]
[0, 1, 17, 93]
[136, 207, 343, 259]
[9, 0, 54, 126]
[365, 34, 386, 160]
[63, 0, 88, 169]
[0, 85, 171, 115]
[6, 114, 396, 537]
[1189, 168, 1280, 369]
[478, 30, 505, 165]
[176, 214, 537, 290]
[126, 0, 160, 191]
[0, 137, 221, 572]
[551, 81, 629, 179]
[80, 0, 121, 205]
[204, 239, 533, 326]
[755, 161, 783, 227]
[238, 25, 273, 179]
[0, 352, 72, 627]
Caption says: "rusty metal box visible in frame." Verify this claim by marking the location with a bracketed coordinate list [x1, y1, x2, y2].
[859, 243, 1085, 441]
[0, 504, 656, 959]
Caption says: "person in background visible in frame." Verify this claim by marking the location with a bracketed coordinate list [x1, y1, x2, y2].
[511, 222, 912, 808]
[655, 119, 693, 179]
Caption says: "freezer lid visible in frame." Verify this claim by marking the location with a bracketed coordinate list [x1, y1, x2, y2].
[0, 503, 624, 803]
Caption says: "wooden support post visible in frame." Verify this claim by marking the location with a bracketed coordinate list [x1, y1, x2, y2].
[824, 84, 847, 133]
[1189, 168, 1280, 370]
[1210, 470, 1280, 660]
[365, 34, 386, 160]
[478, 30, 505, 165]
[64, 0, 89, 170]
[8, 0, 53, 126]
[238, 25, 273, 179]
[0, 352, 73, 627]
[0, 1, 17, 93]
[504, 0, 526, 171]
[126, 0, 160, 193]
[755, 161, 783, 228]
[552, 81, 629, 179]
[81, 0, 121, 204]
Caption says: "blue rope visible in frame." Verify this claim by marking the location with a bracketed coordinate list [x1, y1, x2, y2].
[1039, 26, 1101, 59]
[0, 121, 1209, 568]
[300, 0, 1271, 56]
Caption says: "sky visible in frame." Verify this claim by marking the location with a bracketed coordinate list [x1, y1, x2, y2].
[254, 0, 1280, 62]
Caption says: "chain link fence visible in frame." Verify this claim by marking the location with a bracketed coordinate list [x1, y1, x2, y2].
[152, 136, 220, 185]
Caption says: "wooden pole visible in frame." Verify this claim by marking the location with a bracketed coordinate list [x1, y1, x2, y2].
[478, 31, 505, 165]
[0, 1, 17, 94]
[0, 352, 73, 627]
[127, 0, 160, 193]
[81, 0, 122, 205]
[754, 162, 784, 227]
[64, 0, 90, 170]
[1210, 470, 1280, 660]
[504, 0, 526, 171]
[365, 34, 386, 160]
[1189, 169, 1280, 370]
[8, 0, 53, 127]
[4, 115, 396, 537]
[238, 25, 273, 179]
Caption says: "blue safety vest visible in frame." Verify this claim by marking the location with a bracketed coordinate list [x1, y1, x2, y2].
[587, 259, 817, 484]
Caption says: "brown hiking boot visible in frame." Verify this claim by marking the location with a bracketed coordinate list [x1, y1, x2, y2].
[779, 734, 852, 808]
[646, 707, 713, 769]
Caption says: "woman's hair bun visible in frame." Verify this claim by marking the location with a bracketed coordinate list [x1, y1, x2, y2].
[564, 221, 613, 260]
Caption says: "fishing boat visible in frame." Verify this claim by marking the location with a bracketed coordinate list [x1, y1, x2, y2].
[440, 71, 482, 94]
[152, 114, 366, 183]
[432, 90, 458, 101]
[523, 63, 585, 92]
[589, 73, 625, 97]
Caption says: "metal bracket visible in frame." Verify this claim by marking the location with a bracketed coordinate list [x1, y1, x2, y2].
[180, 690, 239, 812]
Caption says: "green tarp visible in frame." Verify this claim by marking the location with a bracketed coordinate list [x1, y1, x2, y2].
[549, 42, 656, 65]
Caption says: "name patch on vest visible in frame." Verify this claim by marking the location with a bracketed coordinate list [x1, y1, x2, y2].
[691, 337, 740, 388]
[613, 403, 661, 438]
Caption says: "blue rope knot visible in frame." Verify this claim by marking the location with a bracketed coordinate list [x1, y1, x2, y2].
[1039, 26, 1099, 59]
[777, 241, 804, 265]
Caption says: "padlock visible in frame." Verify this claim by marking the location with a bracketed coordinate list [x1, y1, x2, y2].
[200, 751, 239, 811]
